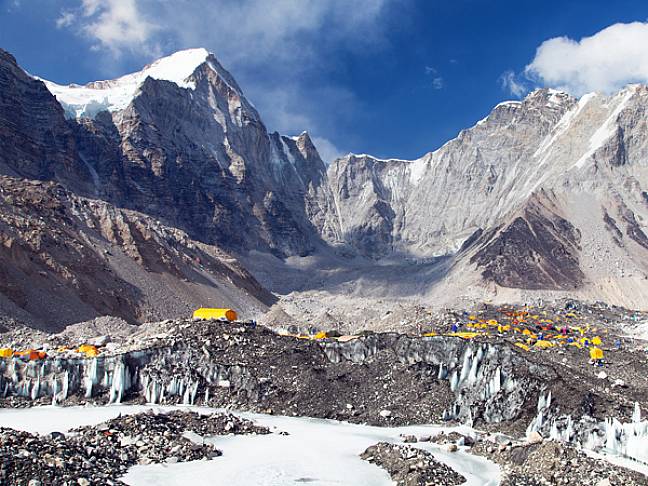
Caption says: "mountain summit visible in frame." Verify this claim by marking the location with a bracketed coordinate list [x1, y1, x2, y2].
[42, 48, 245, 119]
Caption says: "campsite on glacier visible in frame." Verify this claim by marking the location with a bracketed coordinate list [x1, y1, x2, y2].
[3, 1, 648, 485]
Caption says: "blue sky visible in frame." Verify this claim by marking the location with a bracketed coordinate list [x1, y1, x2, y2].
[2, 0, 648, 162]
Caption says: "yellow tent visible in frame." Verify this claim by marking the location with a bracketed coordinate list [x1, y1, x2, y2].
[591, 336, 602, 346]
[534, 340, 554, 349]
[193, 308, 238, 321]
[78, 344, 99, 357]
[590, 347, 604, 360]
[515, 342, 530, 351]
[0, 348, 13, 358]
[446, 332, 480, 339]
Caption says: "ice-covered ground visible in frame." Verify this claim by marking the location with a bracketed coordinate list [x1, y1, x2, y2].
[0, 405, 500, 486]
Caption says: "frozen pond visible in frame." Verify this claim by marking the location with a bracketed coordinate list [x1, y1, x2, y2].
[0, 405, 500, 486]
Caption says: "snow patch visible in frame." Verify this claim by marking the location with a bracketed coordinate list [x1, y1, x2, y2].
[572, 88, 635, 169]
[349, 153, 414, 163]
[41, 48, 212, 119]
[0, 405, 501, 486]
[408, 157, 428, 185]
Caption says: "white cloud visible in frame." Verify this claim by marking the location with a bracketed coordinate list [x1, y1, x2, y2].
[525, 21, 648, 96]
[56, 11, 76, 28]
[424, 66, 443, 90]
[60, 0, 158, 55]
[499, 70, 527, 97]
[312, 136, 343, 164]
[5, 0, 21, 12]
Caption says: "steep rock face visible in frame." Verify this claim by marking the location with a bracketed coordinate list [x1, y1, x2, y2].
[328, 90, 576, 258]
[467, 193, 584, 290]
[45, 50, 335, 257]
[0, 176, 273, 330]
[0, 49, 92, 190]
[328, 87, 648, 257]
[328, 86, 648, 300]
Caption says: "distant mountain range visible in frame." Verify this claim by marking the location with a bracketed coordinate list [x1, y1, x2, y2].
[2, 46, 648, 328]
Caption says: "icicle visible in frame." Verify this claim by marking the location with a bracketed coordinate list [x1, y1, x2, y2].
[526, 410, 543, 437]
[465, 407, 474, 427]
[564, 416, 573, 442]
[491, 367, 501, 395]
[605, 418, 622, 453]
[449, 370, 459, 391]
[475, 346, 484, 363]
[550, 420, 559, 440]
[437, 363, 447, 380]
[85, 358, 98, 398]
[61, 371, 69, 400]
[51, 377, 59, 406]
[633, 402, 641, 423]
[467, 356, 480, 383]
[459, 349, 472, 382]
[537, 393, 546, 412]
[109, 360, 127, 404]
[31, 377, 40, 400]
[204, 387, 210, 404]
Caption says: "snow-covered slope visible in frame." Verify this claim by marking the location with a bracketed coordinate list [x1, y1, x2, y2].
[42, 48, 215, 118]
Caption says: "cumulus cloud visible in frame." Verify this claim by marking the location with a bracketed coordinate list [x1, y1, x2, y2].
[55, 0, 158, 55]
[57, 0, 398, 152]
[523, 21, 648, 96]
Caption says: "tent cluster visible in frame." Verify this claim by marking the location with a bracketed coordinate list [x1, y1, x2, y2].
[433, 306, 608, 363]
[0, 344, 102, 361]
[0, 349, 48, 360]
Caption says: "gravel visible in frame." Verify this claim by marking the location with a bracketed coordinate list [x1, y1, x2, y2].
[360, 442, 466, 486]
[0, 410, 269, 485]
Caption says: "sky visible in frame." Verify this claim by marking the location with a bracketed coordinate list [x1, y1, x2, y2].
[2, 0, 648, 163]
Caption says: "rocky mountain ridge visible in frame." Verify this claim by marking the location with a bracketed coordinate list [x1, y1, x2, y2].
[4, 45, 648, 327]
[319, 85, 648, 309]
[0, 47, 336, 327]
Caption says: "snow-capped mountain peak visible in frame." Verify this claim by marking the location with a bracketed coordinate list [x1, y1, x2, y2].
[41, 48, 215, 119]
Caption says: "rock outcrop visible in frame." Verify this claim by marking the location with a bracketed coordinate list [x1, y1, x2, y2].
[43, 48, 336, 257]
[0, 175, 273, 329]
